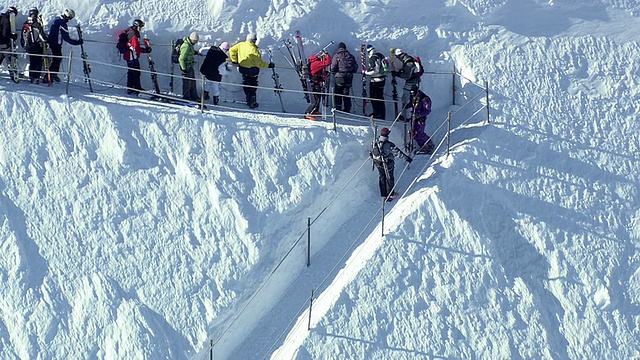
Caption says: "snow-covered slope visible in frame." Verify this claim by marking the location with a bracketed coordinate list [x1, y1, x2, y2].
[0, 0, 639, 359]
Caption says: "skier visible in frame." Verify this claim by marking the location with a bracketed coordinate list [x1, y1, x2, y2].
[370, 127, 412, 202]
[0, 6, 18, 67]
[228, 33, 275, 109]
[391, 48, 422, 120]
[121, 19, 151, 95]
[21, 8, 47, 84]
[179, 31, 200, 102]
[46, 9, 82, 83]
[408, 85, 435, 154]
[364, 44, 387, 120]
[199, 41, 230, 105]
[331, 42, 358, 113]
[304, 50, 332, 120]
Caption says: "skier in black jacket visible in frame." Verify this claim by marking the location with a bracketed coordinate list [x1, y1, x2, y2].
[370, 127, 412, 201]
[0, 6, 18, 67]
[199, 41, 230, 105]
[331, 42, 358, 113]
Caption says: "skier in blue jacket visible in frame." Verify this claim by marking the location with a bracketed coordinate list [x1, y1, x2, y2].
[46, 9, 82, 83]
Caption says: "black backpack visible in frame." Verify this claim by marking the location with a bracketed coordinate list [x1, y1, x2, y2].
[171, 38, 184, 63]
[116, 28, 131, 54]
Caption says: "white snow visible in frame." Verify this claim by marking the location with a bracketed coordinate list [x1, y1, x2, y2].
[1, 0, 639, 359]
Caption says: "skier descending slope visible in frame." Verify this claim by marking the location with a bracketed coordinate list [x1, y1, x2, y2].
[370, 127, 413, 202]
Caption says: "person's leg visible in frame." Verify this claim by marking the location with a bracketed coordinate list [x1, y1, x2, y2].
[49, 45, 62, 81]
[211, 82, 220, 104]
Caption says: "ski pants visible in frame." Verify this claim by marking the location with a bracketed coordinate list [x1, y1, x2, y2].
[203, 80, 221, 97]
[333, 76, 353, 112]
[182, 66, 199, 101]
[49, 45, 62, 76]
[27, 48, 44, 81]
[369, 78, 386, 120]
[376, 161, 395, 197]
[306, 81, 325, 114]
[241, 74, 258, 103]
[126, 59, 142, 91]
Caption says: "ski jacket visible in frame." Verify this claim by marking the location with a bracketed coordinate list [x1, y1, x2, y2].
[371, 137, 410, 164]
[122, 27, 144, 62]
[412, 90, 432, 119]
[47, 16, 80, 48]
[0, 12, 14, 46]
[331, 48, 357, 78]
[396, 53, 419, 80]
[199, 46, 229, 82]
[228, 40, 270, 70]
[178, 36, 197, 71]
[21, 17, 47, 53]
[308, 53, 332, 83]
[365, 52, 386, 82]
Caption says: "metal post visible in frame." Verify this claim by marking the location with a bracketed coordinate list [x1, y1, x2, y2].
[209, 339, 213, 360]
[200, 75, 206, 112]
[485, 80, 490, 124]
[308, 289, 314, 330]
[452, 64, 457, 106]
[447, 111, 451, 157]
[307, 217, 311, 267]
[381, 202, 385, 237]
[66, 50, 73, 95]
[331, 92, 337, 131]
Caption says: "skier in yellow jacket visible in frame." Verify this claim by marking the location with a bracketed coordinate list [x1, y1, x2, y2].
[228, 33, 274, 109]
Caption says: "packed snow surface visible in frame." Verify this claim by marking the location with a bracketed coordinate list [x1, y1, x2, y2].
[0, 0, 638, 359]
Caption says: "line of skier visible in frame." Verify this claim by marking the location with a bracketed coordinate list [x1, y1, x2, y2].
[2, 7, 435, 202]
[0, 7, 84, 84]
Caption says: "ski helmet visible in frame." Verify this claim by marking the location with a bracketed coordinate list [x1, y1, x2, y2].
[8, 7, 18, 15]
[366, 44, 375, 54]
[394, 48, 404, 56]
[28, 7, 38, 17]
[132, 19, 145, 28]
[219, 42, 230, 52]
[189, 32, 199, 43]
[63, 9, 75, 20]
[246, 33, 257, 42]
[380, 127, 390, 136]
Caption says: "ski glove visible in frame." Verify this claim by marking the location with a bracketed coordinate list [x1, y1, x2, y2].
[406, 156, 413, 163]
[77, 39, 83, 45]
[142, 47, 151, 53]
[268, 62, 275, 68]
[11, 33, 17, 41]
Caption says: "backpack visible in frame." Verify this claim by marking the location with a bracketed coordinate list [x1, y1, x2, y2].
[341, 51, 358, 73]
[21, 22, 36, 50]
[411, 56, 424, 78]
[422, 93, 432, 115]
[116, 28, 131, 54]
[171, 38, 184, 64]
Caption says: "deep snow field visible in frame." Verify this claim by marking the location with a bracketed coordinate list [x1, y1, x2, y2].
[0, 0, 639, 359]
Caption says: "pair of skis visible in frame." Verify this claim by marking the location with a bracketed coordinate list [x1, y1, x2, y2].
[267, 48, 285, 112]
[76, 24, 93, 92]
[281, 31, 313, 104]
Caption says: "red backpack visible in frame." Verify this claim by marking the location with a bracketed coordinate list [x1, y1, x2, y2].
[412, 56, 424, 78]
